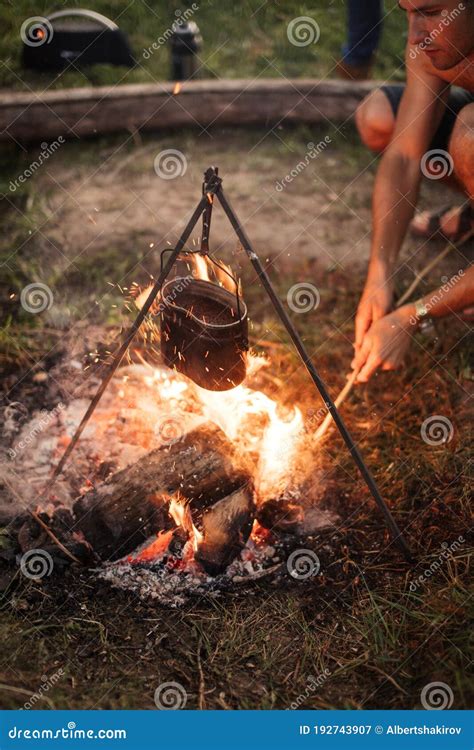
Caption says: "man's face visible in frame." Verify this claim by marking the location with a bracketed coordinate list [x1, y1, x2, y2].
[399, 0, 474, 69]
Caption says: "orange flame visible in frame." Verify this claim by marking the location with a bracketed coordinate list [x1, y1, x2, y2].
[192, 253, 210, 282]
[129, 529, 174, 563]
[169, 495, 203, 551]
[132, 283, 157, 311]
[190, 253, 239, 294]
[194, 372, 304, 500]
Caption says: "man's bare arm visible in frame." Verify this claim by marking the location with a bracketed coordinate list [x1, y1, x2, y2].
[355, 49, 450, 349]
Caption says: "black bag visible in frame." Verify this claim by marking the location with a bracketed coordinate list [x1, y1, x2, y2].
[22, 9, 135, 71]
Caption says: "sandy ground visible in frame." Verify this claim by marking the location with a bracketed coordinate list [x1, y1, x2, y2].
[32, 127, 381, 275]
[20, 123, 464, 316]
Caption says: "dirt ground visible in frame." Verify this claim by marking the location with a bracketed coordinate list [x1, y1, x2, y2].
[3, 123, 466, 320]
[38, 127, 375, 270]
[19, 125, 463, 269]
[0, 125, 472, 710]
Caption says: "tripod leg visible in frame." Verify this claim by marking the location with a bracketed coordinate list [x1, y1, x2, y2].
[216, 187, 414, 563]
[49, 195, 209, 483]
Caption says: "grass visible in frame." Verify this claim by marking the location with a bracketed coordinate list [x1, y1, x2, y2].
[0, 502, 471, 710]
[0, 242, 472, 708]
[0, 0, 407, 90]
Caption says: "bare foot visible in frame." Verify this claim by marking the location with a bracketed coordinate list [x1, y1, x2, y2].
[411, 205, 473, 241]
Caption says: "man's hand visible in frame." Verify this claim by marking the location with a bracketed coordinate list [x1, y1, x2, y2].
[354, 274, 394, 351]
[352, 304, 417, 382]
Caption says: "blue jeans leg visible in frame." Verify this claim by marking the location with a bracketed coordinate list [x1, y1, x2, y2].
[342, 0, 384, 66]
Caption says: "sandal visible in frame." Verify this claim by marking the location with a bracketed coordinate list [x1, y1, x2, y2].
[410, 203, 474, 242]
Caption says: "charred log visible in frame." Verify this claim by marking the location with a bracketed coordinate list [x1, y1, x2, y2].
[194, 483, 255, 575]
[73, 422, 253, 560]
[257, 496, 338, 535]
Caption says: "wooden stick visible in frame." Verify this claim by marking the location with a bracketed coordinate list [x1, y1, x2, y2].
[197, 639, 206, 711]
[314, 230, 473, 441]
[397, 229, 473, 307]
[28, 509, 82, 565]
[314, 369, 358, 441]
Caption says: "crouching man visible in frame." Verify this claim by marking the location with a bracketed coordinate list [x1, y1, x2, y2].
[352, 0, 473, 382]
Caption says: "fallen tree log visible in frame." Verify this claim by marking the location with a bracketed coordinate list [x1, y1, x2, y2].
[0, 78, 378, 143]
[73, 422, 253, 560]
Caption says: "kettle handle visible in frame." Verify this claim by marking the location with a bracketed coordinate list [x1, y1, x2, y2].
[47, 9, 118, 30]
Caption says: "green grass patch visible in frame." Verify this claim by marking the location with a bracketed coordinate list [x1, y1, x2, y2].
[0, 0, 407, 90]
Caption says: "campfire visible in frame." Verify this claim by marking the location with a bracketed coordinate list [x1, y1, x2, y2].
[87, 351, 308, 575]
[5, 254, 336, 605]
[6, 352, 336, 606]
[6, 165, 411, 607]
[5, 239, 336, 602]
[84, 353, 329, 604]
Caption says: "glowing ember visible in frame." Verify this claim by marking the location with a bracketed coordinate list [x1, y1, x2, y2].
[128, 529, 174, 562]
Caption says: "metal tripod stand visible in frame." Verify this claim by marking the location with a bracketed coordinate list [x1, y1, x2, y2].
[52, 166, 414, 562]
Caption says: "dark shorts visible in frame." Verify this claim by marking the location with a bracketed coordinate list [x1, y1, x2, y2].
[381, 84, 474, 151]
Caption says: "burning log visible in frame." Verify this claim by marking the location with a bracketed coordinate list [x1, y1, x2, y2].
[194, 484, 255, 575]
[73, 422, 254, 560]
